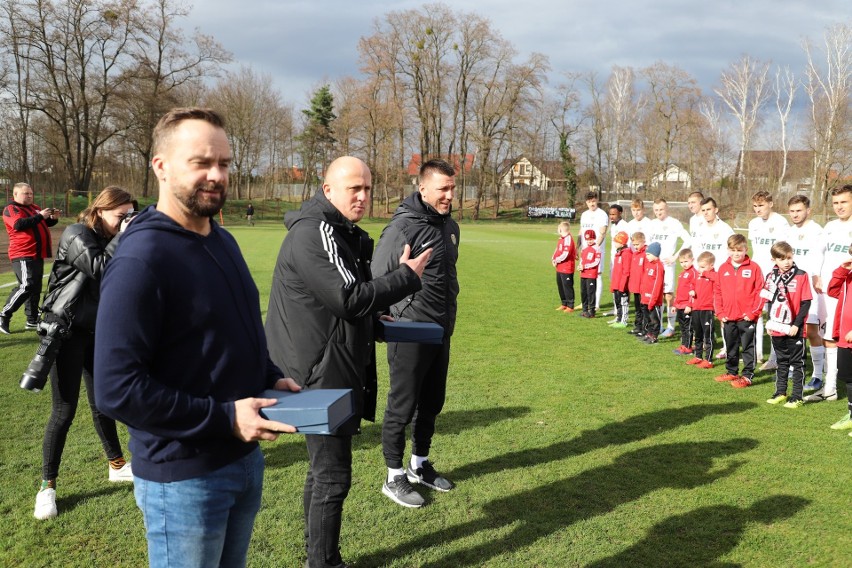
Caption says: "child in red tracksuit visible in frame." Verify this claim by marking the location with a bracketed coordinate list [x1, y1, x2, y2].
[687, 251, 717, 369]
[762, 241, 812, 407]
[627, 232, 647, 336]
[552, 221, 576, 312]
[609, 231, 632, 327]
[640, 241, 665, 343]
[579, 229, 601, 318]
[713, 234, 766, 388]
[826, 250, 852, 433]
[672, 249, 697, 355]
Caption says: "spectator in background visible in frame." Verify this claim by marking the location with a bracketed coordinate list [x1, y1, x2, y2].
[1, 182, 59, 334]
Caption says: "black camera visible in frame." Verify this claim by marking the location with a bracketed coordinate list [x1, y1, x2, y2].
[20, 320, 71, 392]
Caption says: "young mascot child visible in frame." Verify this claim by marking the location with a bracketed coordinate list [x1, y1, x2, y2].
[672, 249, 697, 355]
[627, 232, 647, 335]
[763, 241, 812, 408]
[687, 252, 717, 368]
[714, 234, 766, 388]
[609, 231, 632, 327]
[826, 248, 852, 434]
[552, 221, 576, 312]
[579, 229, 602, 318]
[640, 242, 665, 344]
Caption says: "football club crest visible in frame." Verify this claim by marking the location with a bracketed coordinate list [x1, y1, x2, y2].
[451, 234, 457, 246]
[743, 270, 752, 277]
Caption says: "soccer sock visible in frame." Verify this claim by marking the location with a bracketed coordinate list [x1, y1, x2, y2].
[387, 468, 404, 482]
[40, 479, 55, 490]
[109, 457, 127, 470]
[411, 455, 428, 470]
[824, 347, 838, 394]
[755, 317, 764, 361]
[810, 345, 825, 378]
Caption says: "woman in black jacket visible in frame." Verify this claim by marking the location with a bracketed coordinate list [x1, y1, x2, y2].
[33, 186, 134, 520]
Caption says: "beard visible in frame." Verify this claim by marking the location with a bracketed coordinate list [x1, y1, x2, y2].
[177, 182, 227, 218]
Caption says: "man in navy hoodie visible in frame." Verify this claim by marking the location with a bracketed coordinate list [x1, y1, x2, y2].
[94, 108, 301, 568]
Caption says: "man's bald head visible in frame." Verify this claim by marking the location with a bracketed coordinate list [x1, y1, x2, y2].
[323, 157, 371, 223]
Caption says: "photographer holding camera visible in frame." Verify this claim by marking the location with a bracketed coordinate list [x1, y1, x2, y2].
[29, 186, 135, 520]
[1, 182, 60, 334]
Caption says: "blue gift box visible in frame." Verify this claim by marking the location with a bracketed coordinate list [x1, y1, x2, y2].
[381, 320, 444, 344]
[259, 389, 354, 434]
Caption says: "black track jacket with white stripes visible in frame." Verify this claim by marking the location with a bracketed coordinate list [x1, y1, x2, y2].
[265, 190, 421, 433]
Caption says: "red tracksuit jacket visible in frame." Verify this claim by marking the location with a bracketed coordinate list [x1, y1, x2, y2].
[552, 234, 576, 274]
[714, 255, 765, 321]
[673, 266, 697, 309]
[640, 257, 664, 308]
[579, 245, 601, 279]
[610, 246, 632, 292]
[627, 244, 646, 294]
[828, 265, 852, 348]
[691, 269, 716, 311]
[2, 201, 54, 260]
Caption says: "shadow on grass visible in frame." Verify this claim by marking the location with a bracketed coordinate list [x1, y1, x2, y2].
[359, 438, 759, 567]
[54, 485, 128, 516]
[587, 494, 810, 567]
[264, 406, 531, 470]
[445, 402, 756, 482]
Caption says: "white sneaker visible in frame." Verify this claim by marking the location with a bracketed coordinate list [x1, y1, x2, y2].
[109, 462, 134, 482]
[34, 488, 57, 520]
[659, 328, 675, 339]
[759, 360, 778, 371]
[804, 389, 838, 403]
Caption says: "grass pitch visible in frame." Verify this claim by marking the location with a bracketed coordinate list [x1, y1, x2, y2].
[0, 220, 850, 567]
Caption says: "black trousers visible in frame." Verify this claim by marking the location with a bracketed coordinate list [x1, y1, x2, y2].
[691, 310, 715, 360]
[42, 329, 123, 480]
[613, 290, 629, 323]
[836, 348, 852, 413]
[382, 339, 451, 469]
[1, 257, 43, 323]
[677, 309, 693, 348]
[644, 304, 661, 338]
[632, 294, 646, 333]
[555, 272, 575, 308]
[723, 320, 757, 378]
[580, 278, 597, 314]
[771, 335, 806, 401]
[304, 433, 352, 568]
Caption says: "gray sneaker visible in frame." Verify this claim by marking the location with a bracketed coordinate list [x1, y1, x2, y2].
[382, 474, 424, 508]
[406, 461, 455, 492]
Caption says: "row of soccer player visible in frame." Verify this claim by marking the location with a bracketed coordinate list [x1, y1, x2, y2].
[552, 187, 852, 434]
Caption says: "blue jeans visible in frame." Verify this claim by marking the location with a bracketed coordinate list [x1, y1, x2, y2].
[134, 447, 264, 568]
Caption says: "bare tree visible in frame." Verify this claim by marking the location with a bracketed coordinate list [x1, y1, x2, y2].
[803, 22, 852, 209]
[773, 66, 798, 191]
[6, 0, 139, 193]
[606, 66, 636, 197]
[119, 0, 230, 197]
[715, 55, 770, 191]
[206, 66, 280, 199]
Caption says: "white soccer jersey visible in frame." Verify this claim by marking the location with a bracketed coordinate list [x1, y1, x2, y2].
[647, 216, 690, 260]
[580, 208, 609, 247]
[609, 219, 628, 261]
[694, 219, 735, 269]
[748, 212, 789, 274]
[689, 214, 705, 240]
[626, 216, 653, 239]
[783, 220, 824, 279]
[821, 218, 852, 281]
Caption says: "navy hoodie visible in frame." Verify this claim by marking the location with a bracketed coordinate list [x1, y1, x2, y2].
[94, 206, 282, 482]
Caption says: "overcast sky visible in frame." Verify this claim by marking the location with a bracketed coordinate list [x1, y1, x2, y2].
[185, 1, 848, 107]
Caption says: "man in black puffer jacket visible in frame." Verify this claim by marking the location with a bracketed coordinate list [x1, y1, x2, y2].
[372, 159, 460, 509]
[265, 156, 430, 568]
